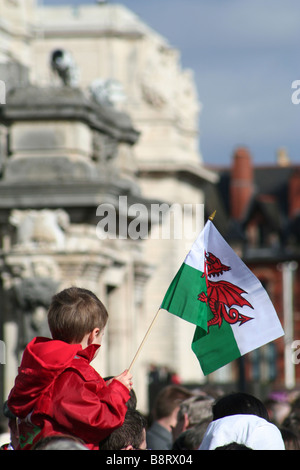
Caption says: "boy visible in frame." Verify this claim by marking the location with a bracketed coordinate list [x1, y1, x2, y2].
[7, 287, 133, 450]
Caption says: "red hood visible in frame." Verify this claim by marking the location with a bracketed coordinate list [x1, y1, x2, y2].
[8, 337, 99, 419]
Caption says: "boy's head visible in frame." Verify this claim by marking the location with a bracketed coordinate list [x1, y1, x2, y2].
[47, 287, 108, 344]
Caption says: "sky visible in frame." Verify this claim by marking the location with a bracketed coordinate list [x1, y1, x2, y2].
[42, 0, 300, 168]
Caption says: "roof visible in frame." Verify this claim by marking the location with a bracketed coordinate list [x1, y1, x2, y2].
[204, 162, 300, 259]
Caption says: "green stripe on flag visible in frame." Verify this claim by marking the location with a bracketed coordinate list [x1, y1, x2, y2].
[161, 263, 208, 333]
[192, 320, 241, 375]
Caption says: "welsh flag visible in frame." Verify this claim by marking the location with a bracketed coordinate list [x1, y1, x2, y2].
[161, 219, 284, 375]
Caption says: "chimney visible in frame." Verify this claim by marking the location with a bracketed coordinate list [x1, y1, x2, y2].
[230, 147, 254, 220]
[289, 169, 300, 218]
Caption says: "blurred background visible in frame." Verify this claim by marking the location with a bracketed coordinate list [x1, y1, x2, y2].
[0, 0, 299, 429]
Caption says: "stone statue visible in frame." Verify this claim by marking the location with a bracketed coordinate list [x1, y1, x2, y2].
[50, 49, 79, 87]
[89, 78, 126, 107]
[9, 209, 70, 249]
[11, 277, 59, 351]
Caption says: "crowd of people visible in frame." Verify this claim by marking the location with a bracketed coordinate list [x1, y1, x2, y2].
[146, 385, 300, 450]
[1, 286, 300, 451]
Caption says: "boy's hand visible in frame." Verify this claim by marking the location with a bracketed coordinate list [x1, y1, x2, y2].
[113, 369, 133, 391]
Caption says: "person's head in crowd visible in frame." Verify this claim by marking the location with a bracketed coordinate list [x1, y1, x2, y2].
[32, 434, 89, 450]
[214, 442, 253, 450]
[146, 385, 194, 450]
[105, 376, 137, 410]
[264, 392, 291, 426]
[151, 385, 194, 429]
[280, 427, 300, 450]
[282, 409, 300, 437]
[172, 395, 214, 442]
[199, 393, 285, 450]
[212, 392, 269, 421]
[98, 409, 147, 450]
[172, 419, 211, 450]
[200, 413, 285, 450]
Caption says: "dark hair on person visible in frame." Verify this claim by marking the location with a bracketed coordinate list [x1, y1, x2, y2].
[105, 376, 137, 410]
[47, 287, 108, 343]
[152, 385, 193, 420]
[172, 419, 212, 450]
[98, 410, 147, 450]
[282, 411, 300, 441]
[279, 426, 300, 450]
[212, 392, 269, 422]
[214, 442, 253, 450]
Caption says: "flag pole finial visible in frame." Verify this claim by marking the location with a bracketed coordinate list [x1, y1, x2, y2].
[209, 210, 216, 221]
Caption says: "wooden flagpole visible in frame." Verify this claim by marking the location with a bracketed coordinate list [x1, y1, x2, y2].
[128, 210, 217, 372]
[128, 307, 161, 372]
[209, 210, 216, 221]
[128, 212, 217, 372]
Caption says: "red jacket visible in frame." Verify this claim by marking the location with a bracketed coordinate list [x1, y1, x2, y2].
[7, 337, 130, 450]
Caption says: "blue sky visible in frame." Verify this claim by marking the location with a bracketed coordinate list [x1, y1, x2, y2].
[42, 0, 300, 167]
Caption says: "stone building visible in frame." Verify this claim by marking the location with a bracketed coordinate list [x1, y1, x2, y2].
[0, 0, 217, 417]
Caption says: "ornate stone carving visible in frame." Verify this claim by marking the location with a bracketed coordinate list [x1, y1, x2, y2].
[89, 78, 126, 108]
[11, 277, 59, 350]
[9, 209, 70, 249]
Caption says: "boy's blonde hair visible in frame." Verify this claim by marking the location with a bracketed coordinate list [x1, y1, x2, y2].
[47, 287, 108, 343]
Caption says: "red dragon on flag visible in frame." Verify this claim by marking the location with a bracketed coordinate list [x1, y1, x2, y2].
[198, 252, 254, 331]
